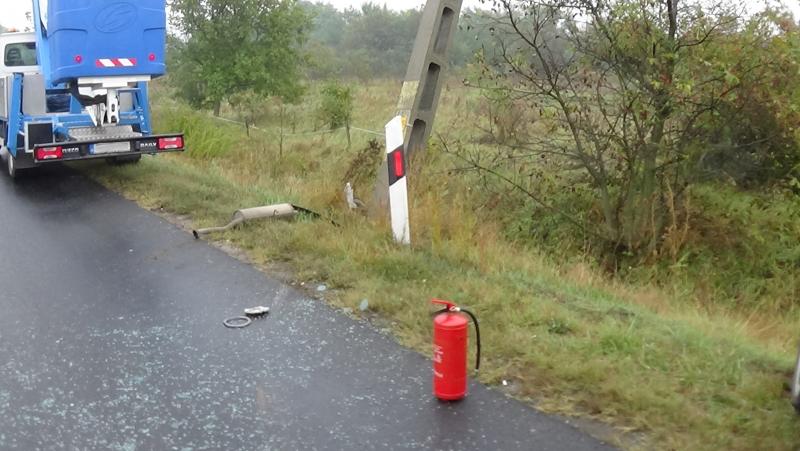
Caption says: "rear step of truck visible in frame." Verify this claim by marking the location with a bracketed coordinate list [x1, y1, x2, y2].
[69, 125, 143, 142]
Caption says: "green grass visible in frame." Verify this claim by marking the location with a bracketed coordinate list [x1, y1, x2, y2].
[156, 106, 236, 159]
[80, 79, 800, 450]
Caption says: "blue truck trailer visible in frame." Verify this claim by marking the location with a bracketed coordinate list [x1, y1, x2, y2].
[0, 0, 184, 177]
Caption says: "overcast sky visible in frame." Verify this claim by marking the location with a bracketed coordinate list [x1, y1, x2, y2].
[2, 1, 486, 30]
[1, 0, 795, 30]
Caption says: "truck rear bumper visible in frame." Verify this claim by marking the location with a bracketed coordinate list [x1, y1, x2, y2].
[32, 133, 184, 164]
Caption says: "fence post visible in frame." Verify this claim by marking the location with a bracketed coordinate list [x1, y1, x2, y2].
[385, 116, 411, 245]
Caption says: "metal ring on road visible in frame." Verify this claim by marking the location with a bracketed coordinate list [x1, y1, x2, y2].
[223, 316, 252, 329]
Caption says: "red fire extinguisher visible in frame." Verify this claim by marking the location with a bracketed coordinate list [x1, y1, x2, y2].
[431, 299, 481, 401]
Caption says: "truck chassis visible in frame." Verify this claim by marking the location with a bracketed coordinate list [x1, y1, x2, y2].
[0, 0, 183, 178]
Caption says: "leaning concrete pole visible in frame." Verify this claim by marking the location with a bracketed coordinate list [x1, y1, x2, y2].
[397, 0, 463, 157]
[373, 0, 464, 212]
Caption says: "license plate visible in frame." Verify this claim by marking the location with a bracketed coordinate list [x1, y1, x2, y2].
[92, 142, 131, 155]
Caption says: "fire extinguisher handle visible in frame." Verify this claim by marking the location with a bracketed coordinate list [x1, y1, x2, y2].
[431, 299, 456, 310]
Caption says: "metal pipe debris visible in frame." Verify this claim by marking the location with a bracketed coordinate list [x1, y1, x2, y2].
[193, 203, 298, 239]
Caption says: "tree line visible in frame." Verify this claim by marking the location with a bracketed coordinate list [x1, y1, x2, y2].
[301, 2, 489, 79]
[167, 1, 491, 112]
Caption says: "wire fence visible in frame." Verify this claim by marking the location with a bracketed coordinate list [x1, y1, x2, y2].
[208, 114, 384, 138]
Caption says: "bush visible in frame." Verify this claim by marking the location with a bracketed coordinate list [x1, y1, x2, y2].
[153, 106, 236, 159]
[318, 82, 353, 130]
[693, 11, 800, 188]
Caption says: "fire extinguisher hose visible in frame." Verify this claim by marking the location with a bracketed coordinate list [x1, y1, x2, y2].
[460, 308, 481, 372]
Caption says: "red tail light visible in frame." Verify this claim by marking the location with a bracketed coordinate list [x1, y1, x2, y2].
[36, 146, 63, 161]
[158, 137, 183, 150]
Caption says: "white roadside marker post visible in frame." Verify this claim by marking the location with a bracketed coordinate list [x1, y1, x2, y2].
[385, 116, 411, 245]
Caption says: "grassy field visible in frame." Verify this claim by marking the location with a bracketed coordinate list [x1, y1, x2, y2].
[81, 79, 800, 450]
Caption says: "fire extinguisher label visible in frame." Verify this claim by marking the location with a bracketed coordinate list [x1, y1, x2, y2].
[433, 345, 444, 364]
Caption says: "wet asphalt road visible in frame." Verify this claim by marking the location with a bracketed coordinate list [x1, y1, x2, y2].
[0, 165, 615, 450]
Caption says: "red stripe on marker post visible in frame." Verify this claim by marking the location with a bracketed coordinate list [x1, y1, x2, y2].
[388, 147, 406, 186]
[394, 149, 405, 178]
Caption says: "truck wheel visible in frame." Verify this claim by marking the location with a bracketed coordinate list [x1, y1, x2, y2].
[5, 151, 36, 179]
[792, 344, 800, 414]
[7, 152, 17, 179]
[109, 155, 142, 165]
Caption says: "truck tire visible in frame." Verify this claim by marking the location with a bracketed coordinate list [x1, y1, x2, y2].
[4, 148, 22, 179]
[7, 152, 16, 178]
[108, 155, 142, 165]
[5, 151, 35, 179]
[792, 344, 800, 414]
